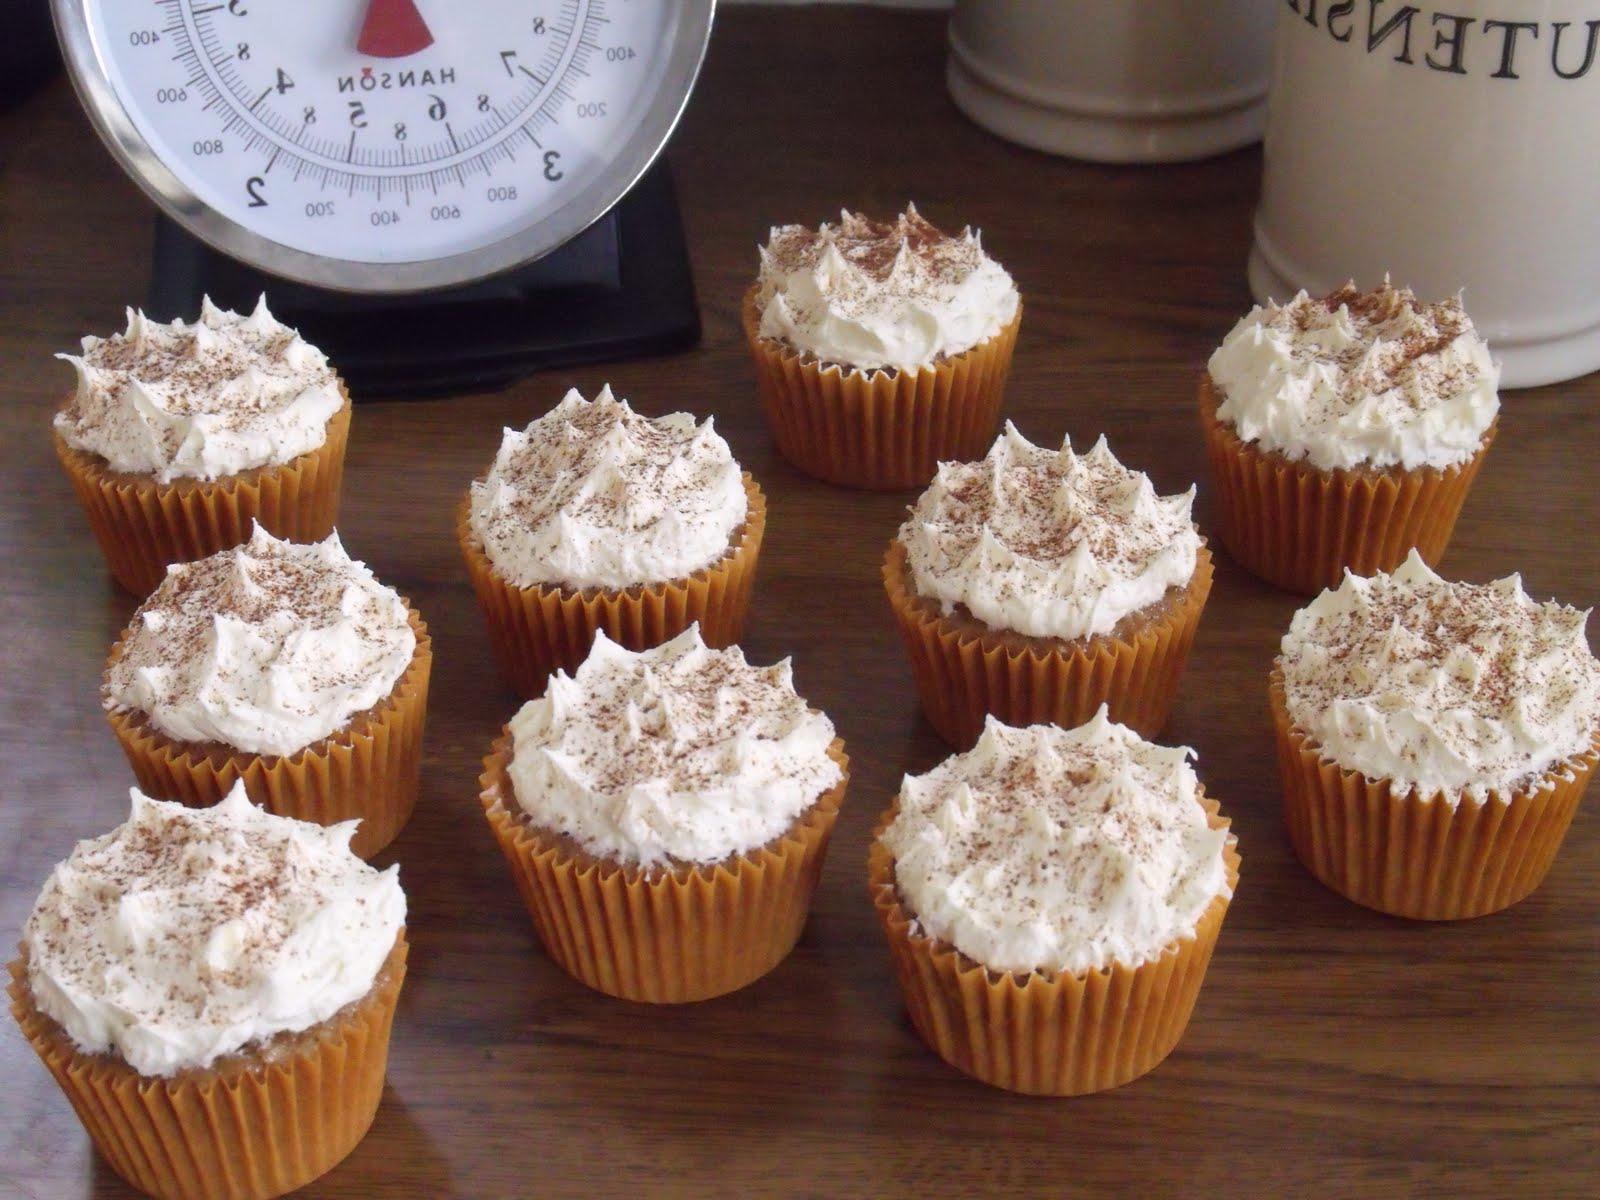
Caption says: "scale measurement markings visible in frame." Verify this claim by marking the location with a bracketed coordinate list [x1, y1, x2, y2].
[155, 0, 605, 196]
[78, 0, 693, 278]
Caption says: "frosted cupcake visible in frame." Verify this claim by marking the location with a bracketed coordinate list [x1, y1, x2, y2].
[1272, 551, 1600, 918]
[479, 626, 848, 1003]
[9, 784, 407, 1200]
[869, 711, 1239, 1095]
[54, 297, 350, 595]
[884, 423, 1211, 746]
[744, 205, 1021, 489]
[459, 385, 764, 698]
[104, 524, 431, 858]
[1201, 281, 1498, 593]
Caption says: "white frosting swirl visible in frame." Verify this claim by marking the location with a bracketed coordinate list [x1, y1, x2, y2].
[756, 204, 1019, 373]
[880, 711, 1231, 976]
[23, 784, 405, 1077]
[898, 423, 1199, 640]
[469, 386, 748, 590]
[1208, 282, 1499, 472]
[507, 626, 842, 869]
[54, 296, 343, 484]
[105, 525, 417, 757]
[1280, 550, 1600, 803]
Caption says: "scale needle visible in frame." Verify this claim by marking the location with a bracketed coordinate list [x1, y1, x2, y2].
[356, 0, 435, 59]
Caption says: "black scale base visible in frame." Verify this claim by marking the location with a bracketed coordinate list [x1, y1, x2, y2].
[146, 162, 700, 398]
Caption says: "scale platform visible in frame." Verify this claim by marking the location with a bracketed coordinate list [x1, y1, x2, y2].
[146, 162, 701, 398]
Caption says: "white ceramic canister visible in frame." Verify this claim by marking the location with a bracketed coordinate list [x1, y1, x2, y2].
[1250, 0, 1600, 387]
[946, 0, 1277, 163]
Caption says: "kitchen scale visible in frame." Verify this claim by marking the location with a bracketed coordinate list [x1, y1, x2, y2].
[52, 0, 716, 395]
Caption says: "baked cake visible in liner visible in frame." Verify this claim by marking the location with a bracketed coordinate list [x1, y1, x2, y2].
[459, 475, 764, 699]
[105, 604, 430, 860]
[56, 396, 349, 597]
[8, 936, 407, 1200]
[11, 784, 408, 1200]
[1201, 283, 1499, 594]
[479, 627, 848, 1002]
[1271, 556, 1599, 918]
[746, 208, 1021, 489]
[885, 426, 1210, 744]
[869, 716, 1239, 1096]
[884, 539, 1211, 746]
[54, 301, 351, 596]
[102, 531, 431, 858]
[480, 731, 848, 1003]
[1200, 375, 1493, 595]
[1271, 671, 1594, 920]
[745, 286, 1019, 491]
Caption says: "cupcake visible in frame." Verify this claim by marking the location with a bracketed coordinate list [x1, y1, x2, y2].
[54, 297, 350, 596]
[744, 205, 1021, 489]
[479, 625, 848, 1003]
[1272, 550, 1600, 919]
[459, 385, 764, 698]
[103, 524, 431, 858]
[884, 423, 1211, 747]
[1201, 281, 1498, 594]
[869, 711, 1239, 1095]
[9, 784, 407, 1200]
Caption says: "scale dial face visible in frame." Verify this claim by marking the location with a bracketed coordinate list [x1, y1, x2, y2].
[57, 0, 713, 291]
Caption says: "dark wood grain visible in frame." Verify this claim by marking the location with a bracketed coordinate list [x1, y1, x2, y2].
[3, 9, 1597, 1199]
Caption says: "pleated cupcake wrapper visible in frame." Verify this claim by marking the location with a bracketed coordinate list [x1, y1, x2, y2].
[104, 605, 431, 860]
[1198, 376, 1493, 595]
[458, 473, 766, 699]
[8, 934, 407, 1200]
[868, 801, 1238, 1096]
[883, 539, 1212, 749]
[57, 393, 351, 598]
[742, 286, 1020, 490]
[1270, 671, 1595, 920]
[479, 730, 849, 1003]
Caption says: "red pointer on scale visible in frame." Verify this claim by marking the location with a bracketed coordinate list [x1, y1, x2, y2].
[356, 0, 435, 59]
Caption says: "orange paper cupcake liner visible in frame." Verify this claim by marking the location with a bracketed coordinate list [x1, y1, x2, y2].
[479, 730, 849, 1003]
[105, 605, 431, 859]
[742, 286, 1020, 490]
[868, 800, 1238, 1096]
[1199, 375, 1493, 595]
[9, 933, 407, 1200]
[56, 394, 351, 597]
[883, 539, 1212, 748]
[458, 473, 765, 699]
[1270, 670, 1595, 920]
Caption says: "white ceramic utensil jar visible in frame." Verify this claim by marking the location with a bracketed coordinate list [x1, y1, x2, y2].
[1250, 0, 1600, 387]
[946, 0, 1277, 163]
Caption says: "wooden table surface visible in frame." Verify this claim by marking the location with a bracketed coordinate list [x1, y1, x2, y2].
[3, 9, 1597, 1199]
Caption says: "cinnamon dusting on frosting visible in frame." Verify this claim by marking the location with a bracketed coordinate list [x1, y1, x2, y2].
[899, 424, 1199, 641]
[104, 525, 416, 757]
[1208, 280, 1499, 472]
[468, 386, 747, 591]
[23, 784, 404, 1076]
[55, 296, 341, 483]
[756, 204, 1018, 372]
[1293, 283, 1476, 406]
[507, 626, 841, 868]
[1279, 551, 1600, 802]
[880, 711, 1230, 975]
[762, 207, 986, 304]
